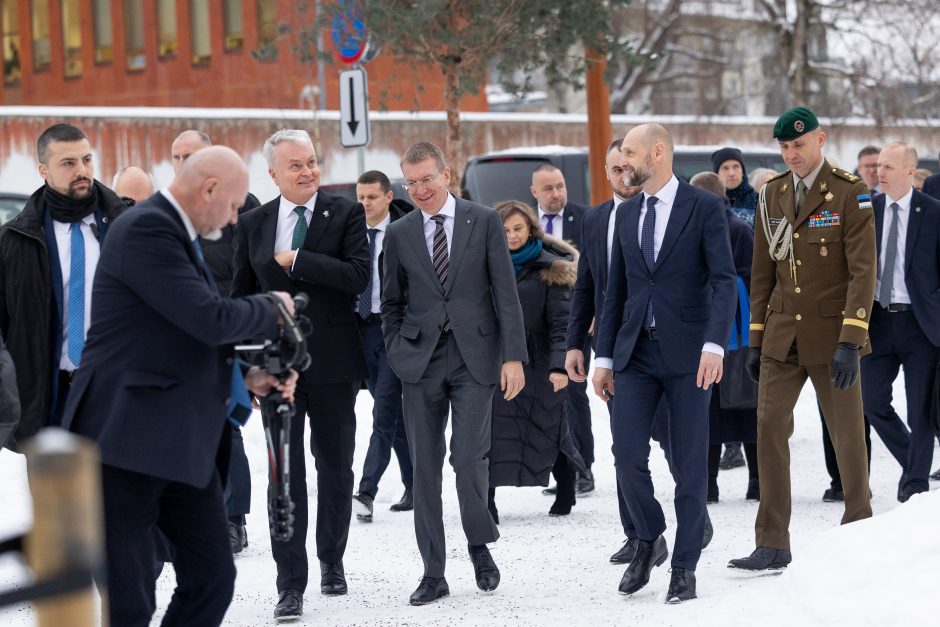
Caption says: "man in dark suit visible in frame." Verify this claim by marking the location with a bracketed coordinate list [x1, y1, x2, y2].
[61, 147, 296, 626]
[231, 129, 369, 621]
[862, 142, 940, 502]
[381, 142, 527, 605]
[351, 170, 415, 523]
[530, 163, 595, 493]
[593, 124, 737, 603]
[565, 139, 647, 563]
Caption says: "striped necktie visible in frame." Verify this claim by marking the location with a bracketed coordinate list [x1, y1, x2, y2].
[430, 214, 451, 332]
[67, 221, 85, 366]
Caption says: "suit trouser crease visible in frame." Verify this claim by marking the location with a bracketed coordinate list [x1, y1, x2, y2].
[266, 382, 357, 593]
[401, 333, 499, 578]
[566, 334, 595, 466]
[756, 351, 871, 550]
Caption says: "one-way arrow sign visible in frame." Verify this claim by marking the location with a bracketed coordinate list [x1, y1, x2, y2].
[339, 68, 370, 148]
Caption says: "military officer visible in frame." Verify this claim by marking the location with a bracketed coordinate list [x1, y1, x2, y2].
[728, 107, 876, 572]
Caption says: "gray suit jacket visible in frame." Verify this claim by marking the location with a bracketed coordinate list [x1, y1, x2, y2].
[381, 197, 527, 385]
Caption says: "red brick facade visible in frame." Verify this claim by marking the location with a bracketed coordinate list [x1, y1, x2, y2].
[0, 1, 487, 111]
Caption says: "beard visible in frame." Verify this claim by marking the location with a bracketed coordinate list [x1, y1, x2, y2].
[624, 155, 654, 187]
[67, 178, 92, 198]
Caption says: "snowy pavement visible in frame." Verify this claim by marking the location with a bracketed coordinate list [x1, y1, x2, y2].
[0, 373, 935, 626]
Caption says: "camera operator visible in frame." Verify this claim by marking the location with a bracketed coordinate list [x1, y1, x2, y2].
[61, 146, 298, 627]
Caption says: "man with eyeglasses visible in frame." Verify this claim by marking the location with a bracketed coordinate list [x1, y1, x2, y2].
[231, 129, 369, 621]
[381, 142, 527, 606]
[856, 145, 881, 194]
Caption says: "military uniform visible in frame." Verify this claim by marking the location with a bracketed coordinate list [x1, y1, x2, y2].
[749, 153, 876, 550]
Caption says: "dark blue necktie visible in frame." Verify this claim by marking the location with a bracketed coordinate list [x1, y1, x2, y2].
[545, 214, 555, 235]
[67, 222, 85, 366]
[357, 228, 378, 318]
[193, 238, 252, 426]
[641, 195, 658, 328]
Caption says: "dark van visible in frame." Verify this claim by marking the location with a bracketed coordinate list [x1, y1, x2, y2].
[460, 145, 786, 208]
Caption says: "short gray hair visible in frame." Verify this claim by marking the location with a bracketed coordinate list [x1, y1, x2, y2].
[111, 166, 157, 191]
[263, 129, 315, 169]
[400, 142, 447, 171]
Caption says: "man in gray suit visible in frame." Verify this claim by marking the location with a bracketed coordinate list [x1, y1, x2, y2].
[381, 142, 528, 606]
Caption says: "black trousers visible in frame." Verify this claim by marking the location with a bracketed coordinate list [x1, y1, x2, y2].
[566, 335, 595, 467]
[101, 464, 234, 627]
[267, 382, 357, 593]
[224, 426, 251, 523]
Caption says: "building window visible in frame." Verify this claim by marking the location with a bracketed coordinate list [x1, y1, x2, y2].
[124, 0, 145, 70]
[61, 0, 82, 76]
[2, 2, 21, 83]
[257, 0, 276, 47]
[190, 0, 211, 65]
[93, 0, 112, 63]
[30, 0, 50, 71]
[223, 0, 243, 51]
[156, 0, 177, 57]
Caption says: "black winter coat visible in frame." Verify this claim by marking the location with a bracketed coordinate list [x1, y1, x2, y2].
[202, 192, 260, 296]
[489, 235, 585, 487]
[0, 183, 128, 452]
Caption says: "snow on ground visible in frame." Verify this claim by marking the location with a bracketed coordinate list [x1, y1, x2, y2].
[0, 371, 935, 626]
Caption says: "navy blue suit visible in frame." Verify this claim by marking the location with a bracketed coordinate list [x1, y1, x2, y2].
[922, 172, 940, 200]
[861, 190, 940, 497]
[597, 180, 736, 570]
[63, 193, 278, 626]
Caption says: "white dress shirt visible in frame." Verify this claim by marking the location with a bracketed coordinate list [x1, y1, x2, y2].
[595, 176, 721, 369]
[367, 214, 390, 314]
[55, 213, 100, 371]
[876, 188, 913, 305]
[275, 193, 317, 253]
[538, 207, 564, 236]
[607, 194, 627, 268]
[420, 193, 456, 258]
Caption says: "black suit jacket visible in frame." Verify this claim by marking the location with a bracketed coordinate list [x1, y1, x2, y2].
[597, 181, 737, 374]
[923, 172, 940, 201]
[566, 199, 615, 351]
[232, 191, 370, 384]
[557, 202, 588, 249]
[872, 190, 940, 348]
[62, 193, 278, 487]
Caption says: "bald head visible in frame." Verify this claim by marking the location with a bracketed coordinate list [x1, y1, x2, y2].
[171, 130, 212, 175]
[621, 123, 675, 192]
[169, 146, 248, 238]
[112, 166, 156, 203]
[877, 142, 918, 200]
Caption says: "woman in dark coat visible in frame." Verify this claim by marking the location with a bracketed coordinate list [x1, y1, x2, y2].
[691, 172, 759, 502]
[488, 200, 584, 520]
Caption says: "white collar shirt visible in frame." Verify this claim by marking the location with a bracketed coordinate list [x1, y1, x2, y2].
[421, 193, 456, 258]
[54, 211, 100, 371]
[877, 188, 913, 305]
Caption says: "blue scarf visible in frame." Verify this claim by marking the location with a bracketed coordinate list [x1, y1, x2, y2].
[510, 238, 542, 274]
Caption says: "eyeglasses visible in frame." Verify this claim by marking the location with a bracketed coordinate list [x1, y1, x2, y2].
[402, 175, 440, 192]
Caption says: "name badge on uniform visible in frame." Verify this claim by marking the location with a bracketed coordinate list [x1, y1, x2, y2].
[768, 217, 783, 228]
[809, 211, 841, 228]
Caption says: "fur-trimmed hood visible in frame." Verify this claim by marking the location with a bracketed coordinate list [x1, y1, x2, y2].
[535, 234, 579, 288]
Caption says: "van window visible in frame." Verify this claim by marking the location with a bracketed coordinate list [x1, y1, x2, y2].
[463, 158, 549, 207]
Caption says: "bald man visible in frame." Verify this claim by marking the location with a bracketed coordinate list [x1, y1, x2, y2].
[62, 146, 297, 627]
[112, 166, 156, 203]
[593, 124, 736, 603]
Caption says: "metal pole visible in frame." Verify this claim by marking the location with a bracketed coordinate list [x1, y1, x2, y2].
[357, 146, 365, 175]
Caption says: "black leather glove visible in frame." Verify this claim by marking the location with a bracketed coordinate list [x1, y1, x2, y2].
[745, 347, 761, 383]
[830, 342, 860, 390]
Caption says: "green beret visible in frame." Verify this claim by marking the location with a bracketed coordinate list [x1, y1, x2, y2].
[773, 107, 819, 141]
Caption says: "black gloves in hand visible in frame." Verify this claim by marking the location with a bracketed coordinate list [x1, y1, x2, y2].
[830, 342, 861, 390]
[745, 347, 761, 383]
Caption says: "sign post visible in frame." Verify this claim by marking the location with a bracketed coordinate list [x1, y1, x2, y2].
[339, 67, 370, 151]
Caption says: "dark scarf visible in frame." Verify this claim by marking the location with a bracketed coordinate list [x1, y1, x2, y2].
[510, 238, 543, 274]
[727, 177, 758, 212]
[41, 181, 99, 222]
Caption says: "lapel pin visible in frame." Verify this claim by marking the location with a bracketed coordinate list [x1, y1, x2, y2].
[466, 219, 471, 224]
[819, 182, 828, 192]
[825, 192, 834, 202]
[568, 215, 574, 221]
[916, 206, 922, 213]
[322, 210, 330, 218]
[781, 183, 789, 192]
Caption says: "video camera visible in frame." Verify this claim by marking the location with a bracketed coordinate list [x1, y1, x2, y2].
[234, 292, 311, 542]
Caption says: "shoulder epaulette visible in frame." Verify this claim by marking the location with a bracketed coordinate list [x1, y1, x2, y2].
[768, 169, 790, 182]
[831, 169, 860, 183]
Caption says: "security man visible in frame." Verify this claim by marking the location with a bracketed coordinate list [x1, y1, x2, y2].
[729, 107, 876, 571]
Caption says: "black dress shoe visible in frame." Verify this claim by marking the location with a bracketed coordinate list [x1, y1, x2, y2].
[409, 576, 449, 605]
[320, 561, 347, 595]
[822, 486, 845, 502]
[931, 467, 940, 481]
[542, 484, 558, 495]
[745, 478, 760, 501]
[618, 535, 668, 594]
[228, 521, 248, 554]
[610, 538, 639, 564]
[666, 567, 696, 603]
[390, 487, 414, 511]
[576, 468, 595, 494]
[719, 443, 745, 470]
[274, 590, 302, 621]
[468, 544, 500, 591]
[353, 492, 374, 523]
[898, 486, 926, 503]
[728, 546, 792, 571]
[549, 475, 576, 516]
[703, 509, 714, 550]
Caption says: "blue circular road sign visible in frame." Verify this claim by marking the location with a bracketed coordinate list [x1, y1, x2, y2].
[333, 0, 368, 64]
